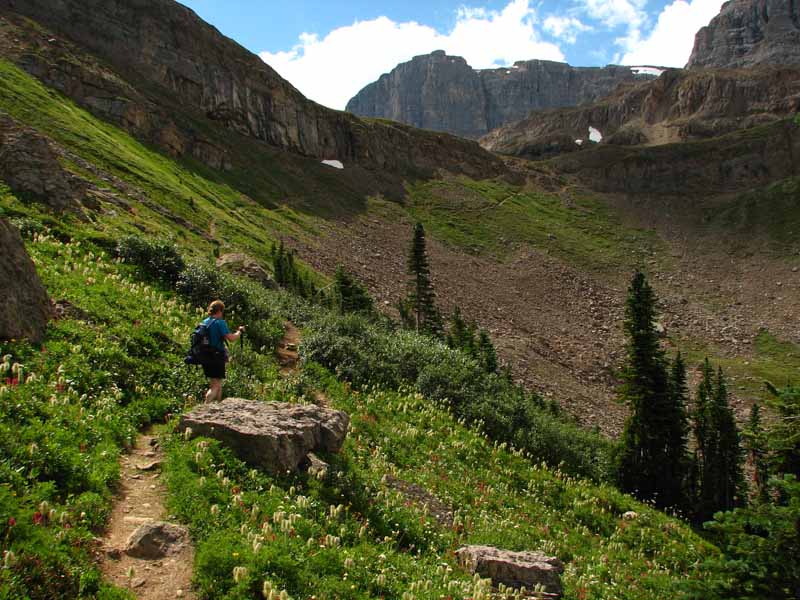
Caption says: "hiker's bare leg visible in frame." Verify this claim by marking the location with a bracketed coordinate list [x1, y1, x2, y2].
[206, 378, 222, 402]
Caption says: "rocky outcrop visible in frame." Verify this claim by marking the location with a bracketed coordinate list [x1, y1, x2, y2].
[0, 113, 88, 212]
[455, 545, 564, 596]
[481, 67, 800, 159]
[0, 1, 505, 181]
[0, 219, 51, 344]
[688, 0, 800, 69]
[124, 522, 189, 559]
[216, 253, 277, 290]
[179, 399, 349, 474]
[547, 118, 800, 195]
[347, 50, 658, 139]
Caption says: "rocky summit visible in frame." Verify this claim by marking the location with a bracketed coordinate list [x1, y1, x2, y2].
[346, 50, 658, 139]
[688, 0, 800, 69]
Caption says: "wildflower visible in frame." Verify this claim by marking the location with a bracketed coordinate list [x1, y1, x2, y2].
[233, 566, 248, 583]
[7, 517, 15, 527]
[32, 512, 44, 525]
[2, 550, 15, 568]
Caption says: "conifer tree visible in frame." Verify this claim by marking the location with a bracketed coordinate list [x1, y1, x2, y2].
[477, 330, 498, 374]
[694, 365, 744, 521]
[743, 403, 769, 503]
[332, 265, 373, 315]
[404, 223, 443, 337]
[617, 271, 690, 510]
[447, 307, 474, 351]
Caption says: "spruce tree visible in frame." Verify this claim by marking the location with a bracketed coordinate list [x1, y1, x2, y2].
[447, 307, 474, 351]
[617, 271, 689, 510]
[477, 330, 498, 374]
[743, 403, 769, 503]
[694, 365, 744, 521]
[404, 223, 443, 337]
[333, 265, 373, 315]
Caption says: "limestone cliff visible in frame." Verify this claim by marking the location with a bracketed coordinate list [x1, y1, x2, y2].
[687, 0, 800, 69]
[346, 50, 657, 139]
[0, 0, 504, 182]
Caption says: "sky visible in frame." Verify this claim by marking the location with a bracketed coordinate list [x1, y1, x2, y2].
[178, 0, 723, 110]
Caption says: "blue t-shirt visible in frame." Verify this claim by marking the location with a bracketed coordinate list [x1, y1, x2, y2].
[202, 317, 230, 352]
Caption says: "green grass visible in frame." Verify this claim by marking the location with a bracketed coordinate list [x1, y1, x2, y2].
[0, 59, 320, 270]
[676, 330, 800, 403]
[707, 177, 800, 258]
[403, 177, 665, 271]
[162, 362, 719, 600]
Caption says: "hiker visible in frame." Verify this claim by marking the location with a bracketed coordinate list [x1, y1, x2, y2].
[202, 300, 244, 403]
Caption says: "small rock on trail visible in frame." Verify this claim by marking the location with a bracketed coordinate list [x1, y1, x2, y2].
[98, 430, 196, 599]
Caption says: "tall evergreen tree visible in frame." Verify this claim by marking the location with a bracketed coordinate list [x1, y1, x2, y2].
[743, 403, 769, 503]
[477, 330, 498, 374]
[617, 271, 690, 511]
[694, 365, 744, 521]
[666, 352, 691, 511]
[404, 223, 443, 337]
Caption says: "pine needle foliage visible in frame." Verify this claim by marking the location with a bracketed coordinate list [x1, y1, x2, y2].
[403, 223, 443, 337]
[617, 271, 690, 511]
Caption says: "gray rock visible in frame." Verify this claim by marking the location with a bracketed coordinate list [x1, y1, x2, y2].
[0, 113, 88, 212]
[346, 51, 657, 139]
[0, 219, 52, 344]
[2, 0, 505, 182]
[216, 253, 277, 290]
[124, 522, 189, 559]
[455, 545, 564, 596]
[179, 399, 349, 474]
[688, 0, 800, 69]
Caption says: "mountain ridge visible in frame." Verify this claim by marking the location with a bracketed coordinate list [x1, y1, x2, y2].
[346, 50, 658, 139]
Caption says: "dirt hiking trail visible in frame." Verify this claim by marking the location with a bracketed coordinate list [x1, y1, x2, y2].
[98, 429, 196, 599]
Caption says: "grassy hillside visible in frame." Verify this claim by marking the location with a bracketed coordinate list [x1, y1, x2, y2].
[0, 229, 722, 599]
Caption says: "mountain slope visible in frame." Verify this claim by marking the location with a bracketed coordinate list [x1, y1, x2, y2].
[346, 50, 657, 139]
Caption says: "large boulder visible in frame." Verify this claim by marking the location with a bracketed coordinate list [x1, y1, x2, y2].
[215, 253, 277, 289]
[455, 545, 564, 597]
[0, 219, 51, 344]
[179, 399, 349, 474]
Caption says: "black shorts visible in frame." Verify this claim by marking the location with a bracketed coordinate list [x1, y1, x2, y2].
[202, 356, 226, 379]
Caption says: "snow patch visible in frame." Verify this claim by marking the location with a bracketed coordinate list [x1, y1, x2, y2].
[575, 139, 584, 146]
[630, 66, 665, 77]
[321, 159, 344, 169]
[588, 127, 603, 143]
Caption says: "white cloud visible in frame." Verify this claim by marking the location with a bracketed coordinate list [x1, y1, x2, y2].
[259, 0, 564, 110]
[619, 0, 722, 67]
[581, 0, 647, 29]
[543, 15, 592, 44]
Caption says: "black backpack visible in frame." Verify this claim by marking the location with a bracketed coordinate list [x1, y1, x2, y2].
[184, 319, 216, 365]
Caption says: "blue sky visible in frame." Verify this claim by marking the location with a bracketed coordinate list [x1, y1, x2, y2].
[178, 0, 723, 109]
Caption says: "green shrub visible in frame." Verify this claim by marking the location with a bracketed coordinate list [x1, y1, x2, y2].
[300, 311, 615, 481]
[116, 235, 185, 285]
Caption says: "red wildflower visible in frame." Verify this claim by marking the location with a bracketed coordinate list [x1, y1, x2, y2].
[8, 517, 16, 527]
[33, 512, 43, 525]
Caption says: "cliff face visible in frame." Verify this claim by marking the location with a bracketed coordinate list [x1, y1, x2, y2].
[687, 0, 800, 68]
[346, 51, 656, 139]
[481, 67, 800, 159]
[0, 0, 504, 181]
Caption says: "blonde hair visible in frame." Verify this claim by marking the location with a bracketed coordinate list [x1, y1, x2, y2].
[207, 300, 225, 316]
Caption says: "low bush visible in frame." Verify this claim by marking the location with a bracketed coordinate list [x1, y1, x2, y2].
[299, 311, 615, 482]
[116, 235, 185, 285]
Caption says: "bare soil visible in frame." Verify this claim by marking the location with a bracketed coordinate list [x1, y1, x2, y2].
[98, 430, 196, 600]
[289, 192, 799, 437]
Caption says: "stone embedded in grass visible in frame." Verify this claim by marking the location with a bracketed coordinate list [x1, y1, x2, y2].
[179, 399, 350, 474]
[124, 521, 189, 559]
[455, 545, 564, 597]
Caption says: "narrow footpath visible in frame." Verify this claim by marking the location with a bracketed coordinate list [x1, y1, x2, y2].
[98, 429, 196, 599]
